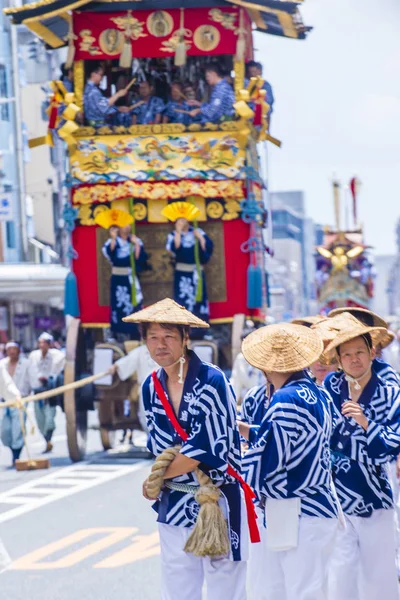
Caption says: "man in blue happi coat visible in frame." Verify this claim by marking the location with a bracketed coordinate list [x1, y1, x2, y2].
[239, 323, 340, 600]
[83, 64, 128, 127]
[163, 82, 191, 126]
[188, 63, 235, 124]
[131, 79, 164, 125]
[123, 298, 249, 600]
[323, 312, 400, 600]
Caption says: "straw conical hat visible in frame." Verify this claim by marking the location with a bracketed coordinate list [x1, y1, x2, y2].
[328, 307, 388, 329]
[327, 308, 394, 349]
[291, 316, 325, 328]
[122, 298, 209, 328]
[311, 314, 360, 343]
[242, 323, 324, 373]
[322, 312, 387, 360]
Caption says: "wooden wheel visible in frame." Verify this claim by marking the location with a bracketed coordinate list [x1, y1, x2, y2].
[64, 318, 88, 462]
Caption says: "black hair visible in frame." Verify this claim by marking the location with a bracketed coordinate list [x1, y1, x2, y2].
[205, 62, 224, 77]
[336, 332, 373, 356]
[139, 322, 190, 341]
[247, 60, 263, 73]
[60, 62, 71, 79]
[346, 310, 374, 327]
[88, 64, 104, 77]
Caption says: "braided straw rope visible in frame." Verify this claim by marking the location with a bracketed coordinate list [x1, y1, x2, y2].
[146, 446, 230, 557]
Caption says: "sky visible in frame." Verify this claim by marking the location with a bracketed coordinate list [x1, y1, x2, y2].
[255, 0, 400, 256]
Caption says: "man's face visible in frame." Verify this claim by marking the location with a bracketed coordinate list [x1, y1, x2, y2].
[309, 360, 336, 384]
[338, 336, 374, 379]
[139, 82, 152, 99]
[205, 70, 218, 86]
[248, 66, 261, 78]
[145, 324, 186, 368]
[92, 69, 104, 85]
[6, 346, 20, 361]
[38, 340, 50, 354]
[171, 85, 182, 102]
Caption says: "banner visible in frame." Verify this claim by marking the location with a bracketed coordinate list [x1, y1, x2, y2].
[73, 7, 253, 60]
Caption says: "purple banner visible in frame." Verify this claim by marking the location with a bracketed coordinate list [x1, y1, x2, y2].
[13, 313, 30, 328]
[34, 316, 64, 330]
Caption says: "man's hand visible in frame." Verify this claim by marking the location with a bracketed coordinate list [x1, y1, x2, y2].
[187, 99, 201, 107]
[117, 89, 128, 99]
[118, 106, 131, 113]
[237, 421, 251, 441]
[108, 364, 117, 376]
[38, 376, 48, 384]
[189, 109, 201, 117]
[142, 478, 155, 501]
[109, 226, 118, 240]
[130, 234, 139, 244]
[342, 401, 369, 431]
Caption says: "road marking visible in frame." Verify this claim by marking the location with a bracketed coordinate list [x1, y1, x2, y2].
[0, 461, 149, 524]
[10, 528, 160, 570]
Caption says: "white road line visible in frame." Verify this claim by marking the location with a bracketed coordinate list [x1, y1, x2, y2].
[0, 461, 149, 524]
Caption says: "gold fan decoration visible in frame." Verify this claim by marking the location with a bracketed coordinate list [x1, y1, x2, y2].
[162, 202, 201, 223]
[95, 208, 134, 229]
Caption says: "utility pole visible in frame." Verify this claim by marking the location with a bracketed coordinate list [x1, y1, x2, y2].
[10, 19, 28, 261]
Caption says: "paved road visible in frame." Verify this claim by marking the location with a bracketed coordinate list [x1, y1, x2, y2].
[0, 407, 160, 600]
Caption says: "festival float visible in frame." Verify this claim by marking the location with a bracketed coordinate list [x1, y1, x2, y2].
[315, 178, 374, 314]
[5, 0, 310, 461]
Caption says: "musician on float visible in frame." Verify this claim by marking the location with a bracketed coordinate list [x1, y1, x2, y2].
[96, 209, 147, 339]
[163, 202, 213, 335]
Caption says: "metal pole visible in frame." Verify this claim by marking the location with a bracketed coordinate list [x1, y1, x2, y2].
[10, 23, 28, 261]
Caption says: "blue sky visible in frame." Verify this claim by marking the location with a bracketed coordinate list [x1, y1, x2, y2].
[255, 0, 400, 256]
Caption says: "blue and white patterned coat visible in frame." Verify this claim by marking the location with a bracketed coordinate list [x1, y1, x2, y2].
[242, 372, 338, 518]
[83, 81, 117, 126]
[163, 100, 191, 125]
[200, 80, 235, 123]
[373, 357, 400, 385]
[132, 96, 165, 125]
[142, 350, 245, 560]
[239, 384, 268, 428]
[325, 370, 400, 517]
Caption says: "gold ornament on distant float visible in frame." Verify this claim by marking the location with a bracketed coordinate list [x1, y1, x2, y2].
[193, 25, 220, 51]
[134, 202, 147, 221]
[147, 11, 174, 37]
[206, 201, 224, 219]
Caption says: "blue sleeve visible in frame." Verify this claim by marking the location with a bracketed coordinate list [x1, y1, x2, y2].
[135, 241, 148, 273]
[199, 233, 213, 265]
[142, 377, 157, 455]
[180, 373, 237, 473]
[102, 239, 118, 263]
[366, 387, 400, 460]
[166, 232, 176, 254]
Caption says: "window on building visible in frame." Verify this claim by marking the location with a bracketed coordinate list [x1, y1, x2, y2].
[0, 65, 10, 122]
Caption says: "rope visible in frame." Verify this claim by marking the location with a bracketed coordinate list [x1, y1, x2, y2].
[0, 370, 110, 410]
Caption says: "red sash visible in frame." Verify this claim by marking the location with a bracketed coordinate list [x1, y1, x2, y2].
[151, 371, 260, 543]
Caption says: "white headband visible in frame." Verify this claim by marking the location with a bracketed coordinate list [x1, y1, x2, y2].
[5, 342, 19, 350]
[38, 332, 54, 343]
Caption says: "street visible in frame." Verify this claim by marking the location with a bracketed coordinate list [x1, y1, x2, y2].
[0, 408, 159, 600]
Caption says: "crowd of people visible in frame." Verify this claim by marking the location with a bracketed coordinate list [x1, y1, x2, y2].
[0, 332, 65, 464]
[61, 59, 274, 129]
[119, 298, 400, 600]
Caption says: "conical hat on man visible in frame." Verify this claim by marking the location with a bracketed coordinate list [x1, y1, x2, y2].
[123, 298, 209, 328]
[322, 312, 387, 362]
[242, 323, 324, 373]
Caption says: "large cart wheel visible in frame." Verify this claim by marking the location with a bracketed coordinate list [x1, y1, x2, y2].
[65, 318, 88, 462]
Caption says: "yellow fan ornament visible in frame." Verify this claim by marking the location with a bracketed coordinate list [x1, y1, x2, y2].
[162, 202, 201, 223]
[95, 208, 134, 229]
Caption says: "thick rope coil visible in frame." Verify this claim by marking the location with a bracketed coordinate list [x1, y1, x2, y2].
[145, 447, 230, 558]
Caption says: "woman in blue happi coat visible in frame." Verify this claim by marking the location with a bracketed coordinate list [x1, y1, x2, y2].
[98, 210, 147, 338]
[163, 202, 213, 338]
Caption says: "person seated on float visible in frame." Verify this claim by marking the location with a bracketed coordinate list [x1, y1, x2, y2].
[162, 82, 191, 125]
[246, 60, 274, 120]
[112, 73, 135, 128]
[188, 63, 235, 124]
[83, 64, 127, 127]
[60, 63, 74, 93]
[131, 79, 164, 126]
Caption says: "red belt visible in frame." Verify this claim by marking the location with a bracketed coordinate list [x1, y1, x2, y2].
[152, 372, 260, 543]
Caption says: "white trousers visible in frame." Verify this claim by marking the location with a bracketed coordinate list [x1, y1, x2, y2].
[388, 462, 400, 555]
[248, 506, 266, 600]
[328, 509, 399, 600]
[158, 523, 247, 600]
[262, 517, 338, 600]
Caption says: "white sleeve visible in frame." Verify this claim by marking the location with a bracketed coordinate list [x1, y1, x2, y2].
[230, 353, 248, 401]
[0, 364, 20, 401]
[28, 353, 41, 390]
[116, 347, 140, 381]
[51, 351, 66, 378]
